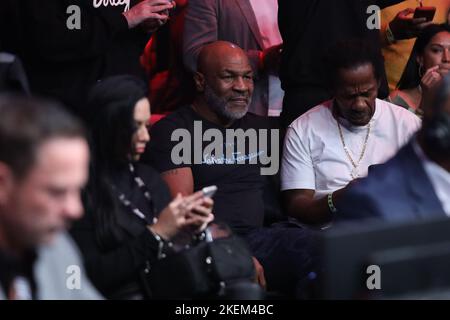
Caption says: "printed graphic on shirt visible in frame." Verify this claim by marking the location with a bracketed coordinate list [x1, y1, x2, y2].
[170, 121, 279, 176]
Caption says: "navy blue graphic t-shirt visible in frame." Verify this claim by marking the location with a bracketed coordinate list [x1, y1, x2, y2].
[145, 106, 280, 235]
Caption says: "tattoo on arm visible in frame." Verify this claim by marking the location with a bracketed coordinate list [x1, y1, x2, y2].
[161, 169, 178, 177]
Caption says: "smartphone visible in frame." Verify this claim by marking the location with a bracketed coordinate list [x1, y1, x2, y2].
[202, 185, 218, 198]
[413, 6, 436, 22]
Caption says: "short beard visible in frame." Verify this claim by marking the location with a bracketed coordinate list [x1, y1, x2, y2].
[204, 84, 250, 121]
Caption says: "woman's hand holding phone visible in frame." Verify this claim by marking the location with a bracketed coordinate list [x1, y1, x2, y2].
[149, 190, 214, 240]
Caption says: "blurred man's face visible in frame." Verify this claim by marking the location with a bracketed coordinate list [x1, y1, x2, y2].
[202, 51, 254, 121]
[0, 137, 89, 251]
[334, 63, 379, 126]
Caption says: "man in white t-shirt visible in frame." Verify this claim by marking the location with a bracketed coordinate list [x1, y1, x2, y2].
[336, 73, 450, 222]
[281, 39, 421, 226]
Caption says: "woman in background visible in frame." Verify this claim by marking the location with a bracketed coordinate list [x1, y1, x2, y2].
[389, 23, 450, 115]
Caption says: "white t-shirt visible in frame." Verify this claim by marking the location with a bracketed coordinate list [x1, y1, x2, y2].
[281, 99, 422, 199]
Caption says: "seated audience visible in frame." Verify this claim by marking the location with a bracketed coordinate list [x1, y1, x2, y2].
[0, 95, 100, 299]
[146, 41, 319, 298]
[71, 75, 213, 299]
[337, 73, 450, 221]
[281, 40, 421, 226]
[389, 24, 450, 115]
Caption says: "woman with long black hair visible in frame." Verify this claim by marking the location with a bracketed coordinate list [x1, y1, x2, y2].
[389, 23, 450, 115]
[71, 75, 214, 299]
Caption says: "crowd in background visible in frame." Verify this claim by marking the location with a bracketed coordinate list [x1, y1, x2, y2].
[1, 0, 450, 300]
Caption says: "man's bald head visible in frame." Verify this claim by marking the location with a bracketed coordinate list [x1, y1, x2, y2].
[197, 41, 250, 74]
[193, 41, 254, 123]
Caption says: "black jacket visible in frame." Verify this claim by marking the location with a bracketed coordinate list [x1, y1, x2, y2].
[71, 163, 171, 299]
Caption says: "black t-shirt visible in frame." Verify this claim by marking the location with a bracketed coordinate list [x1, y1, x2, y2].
[146, 106, 279, 235]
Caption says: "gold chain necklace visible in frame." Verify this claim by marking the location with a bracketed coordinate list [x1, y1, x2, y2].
[337, 120, 371, 179]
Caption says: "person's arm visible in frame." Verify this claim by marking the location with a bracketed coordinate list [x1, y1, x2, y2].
[144, 116, 196, 196]
[252, 257, 266, 289]
[281, 124, 344, 225]
[160, 167, 194, 197]
[417, 65, 446, 113]
[282, 188, 346, 226]
[380, 8, 433, 48]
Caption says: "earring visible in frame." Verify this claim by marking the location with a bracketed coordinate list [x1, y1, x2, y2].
[419, 63, 425, 78]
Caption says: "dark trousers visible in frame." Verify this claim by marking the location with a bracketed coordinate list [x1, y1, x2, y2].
[243, 222, 320, 298]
